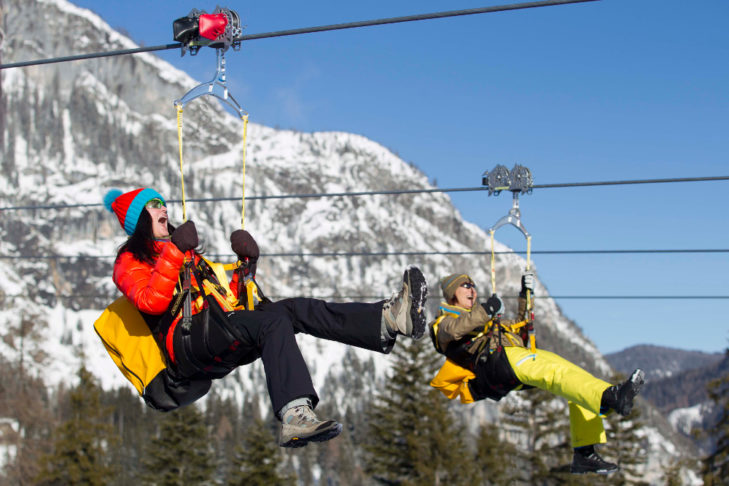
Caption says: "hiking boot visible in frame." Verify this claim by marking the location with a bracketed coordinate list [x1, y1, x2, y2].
[570, 445, 619, 474]
[382, 266, 428, 340]
[279, 405, 342, 448]
[601, 368, 645, 416]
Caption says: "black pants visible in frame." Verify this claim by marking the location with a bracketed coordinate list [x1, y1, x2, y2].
[175, 298, 388, 415]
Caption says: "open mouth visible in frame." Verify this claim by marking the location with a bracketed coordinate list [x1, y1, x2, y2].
[158, 216, 167, 225]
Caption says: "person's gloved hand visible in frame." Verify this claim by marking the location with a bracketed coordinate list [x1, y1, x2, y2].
[171, 221, 198, 253]
[230, 230, 259, 260]
[521, 272, 535, 293]
[231, 230, 259, 276]
[484, 294, 503, 316]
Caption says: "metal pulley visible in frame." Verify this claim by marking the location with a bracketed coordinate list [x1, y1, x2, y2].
[173, 6, 242, 56]
[483, 164, 533, 238]
[482, 164, 533, 196]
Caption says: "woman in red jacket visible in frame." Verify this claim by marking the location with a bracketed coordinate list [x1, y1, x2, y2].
[105, 187, 428, 448]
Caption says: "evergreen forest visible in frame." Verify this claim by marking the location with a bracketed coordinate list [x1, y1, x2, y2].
[1, 341, 725, 485]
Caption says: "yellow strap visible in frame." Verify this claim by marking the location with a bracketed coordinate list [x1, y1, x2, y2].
[525, 235, 536, 352]
[240, 114, 249, 230]
[201, 257, 235, 296]
[246, 283, 255, 310]
[505, 320, 528, 332]
[525, 234, 533, 312]
[222, 262, 241, 272]
[176, 104, 188, 222]
[490, 229, 496, 295]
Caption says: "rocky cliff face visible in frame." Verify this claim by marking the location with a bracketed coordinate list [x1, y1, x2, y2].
[0, 0, 695, 481]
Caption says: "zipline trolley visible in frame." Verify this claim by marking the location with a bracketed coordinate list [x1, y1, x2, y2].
[171, 7, 251, 324]
[482, 164, 536, 352]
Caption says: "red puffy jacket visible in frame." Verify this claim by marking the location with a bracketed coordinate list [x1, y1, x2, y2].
[113, 240, 242, 315]
[113, 241, 186, 314]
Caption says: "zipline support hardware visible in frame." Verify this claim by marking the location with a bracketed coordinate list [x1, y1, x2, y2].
[483, 164, 533, 239]
[172, 6, 246, 116]
[483, 164, 536, 353]
[173, 6, 242, 56]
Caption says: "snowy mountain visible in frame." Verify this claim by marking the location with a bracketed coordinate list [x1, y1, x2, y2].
[607, 344, 724, 382]
[0, 0, 700, 482]
[607, 344, 726, 455]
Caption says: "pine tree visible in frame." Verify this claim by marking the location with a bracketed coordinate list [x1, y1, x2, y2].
[500, 387, 574, 483]
[703, 350, 729, 485]
[226, 399, 293, 486]
[474, 421, 519, 486]
[35, 365, 119, 486]
[204, 390, 243, 482]
[363, 338, 479, 485]
[140, 404, 215, 486]
[104, 387, 149, 486]
[662, 457, 692, 486]
[0, 313, 54, 485]
[0, 355, 54, 486]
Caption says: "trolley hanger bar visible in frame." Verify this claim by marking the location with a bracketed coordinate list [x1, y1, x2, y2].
[0, 0, 599, 70]
[489, 191, 530, 238]
[174, 48, 245, 116]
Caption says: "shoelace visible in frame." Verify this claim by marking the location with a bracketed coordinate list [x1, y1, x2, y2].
[289, 406, 320, 425]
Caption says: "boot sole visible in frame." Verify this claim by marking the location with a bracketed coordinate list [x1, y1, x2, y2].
[570, 466, 619, 475]
[406, 267, 427, 340]
[618, 369, 645, 416]
[280, 422, 343, 448]
[630, 369, 645, 389]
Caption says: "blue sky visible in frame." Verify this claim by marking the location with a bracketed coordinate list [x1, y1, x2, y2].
[70, 0, 728, 354]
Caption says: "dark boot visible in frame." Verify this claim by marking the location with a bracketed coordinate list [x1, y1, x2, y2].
[570, 445, 619, 474]
[601, 368, 645, 416]
[382, 267, 428, 340]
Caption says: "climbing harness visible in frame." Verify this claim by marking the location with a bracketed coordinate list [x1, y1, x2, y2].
[172, 6, 251, 322]
[482, 164, 536, 352]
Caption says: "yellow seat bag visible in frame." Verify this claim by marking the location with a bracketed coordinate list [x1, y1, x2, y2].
[94, 296, 166, 396]
[430, 358, 477, 404]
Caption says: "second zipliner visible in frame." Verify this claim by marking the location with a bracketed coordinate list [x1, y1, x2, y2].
[429, 165, 646, 475]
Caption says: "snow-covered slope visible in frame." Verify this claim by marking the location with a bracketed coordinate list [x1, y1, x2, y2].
[0, 0, 696, 480]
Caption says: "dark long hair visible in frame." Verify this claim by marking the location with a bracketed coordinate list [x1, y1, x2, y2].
[116, 209, 176, 265]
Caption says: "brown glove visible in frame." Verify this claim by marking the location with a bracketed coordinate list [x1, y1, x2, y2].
[171, 221, 198, 253]
[231, 230, 259, 276]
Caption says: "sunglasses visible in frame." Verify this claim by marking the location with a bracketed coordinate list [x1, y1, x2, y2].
[145, 198, 166, 209]
[460, 282, 476, 289]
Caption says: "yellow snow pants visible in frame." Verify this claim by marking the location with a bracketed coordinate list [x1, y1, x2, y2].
[504, 346, 611, 447]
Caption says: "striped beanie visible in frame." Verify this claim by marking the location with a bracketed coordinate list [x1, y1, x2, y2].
[440, 273, 475, 301]
[103, 188, 165, 235]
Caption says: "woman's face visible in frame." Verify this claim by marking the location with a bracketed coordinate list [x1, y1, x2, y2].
[453, 282, 477, 309]
[145, 199, 169, 239]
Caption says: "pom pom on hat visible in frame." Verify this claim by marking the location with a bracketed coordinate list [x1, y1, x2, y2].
[103, 187, 165, 236]
[104, 189, 123, 213]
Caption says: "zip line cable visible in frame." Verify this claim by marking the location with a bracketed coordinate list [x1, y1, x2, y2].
[4, 294, 728, 301]
[1, 248, 727, 261]
[0, 0, 598, 70]
[1, 175, 727, 212]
